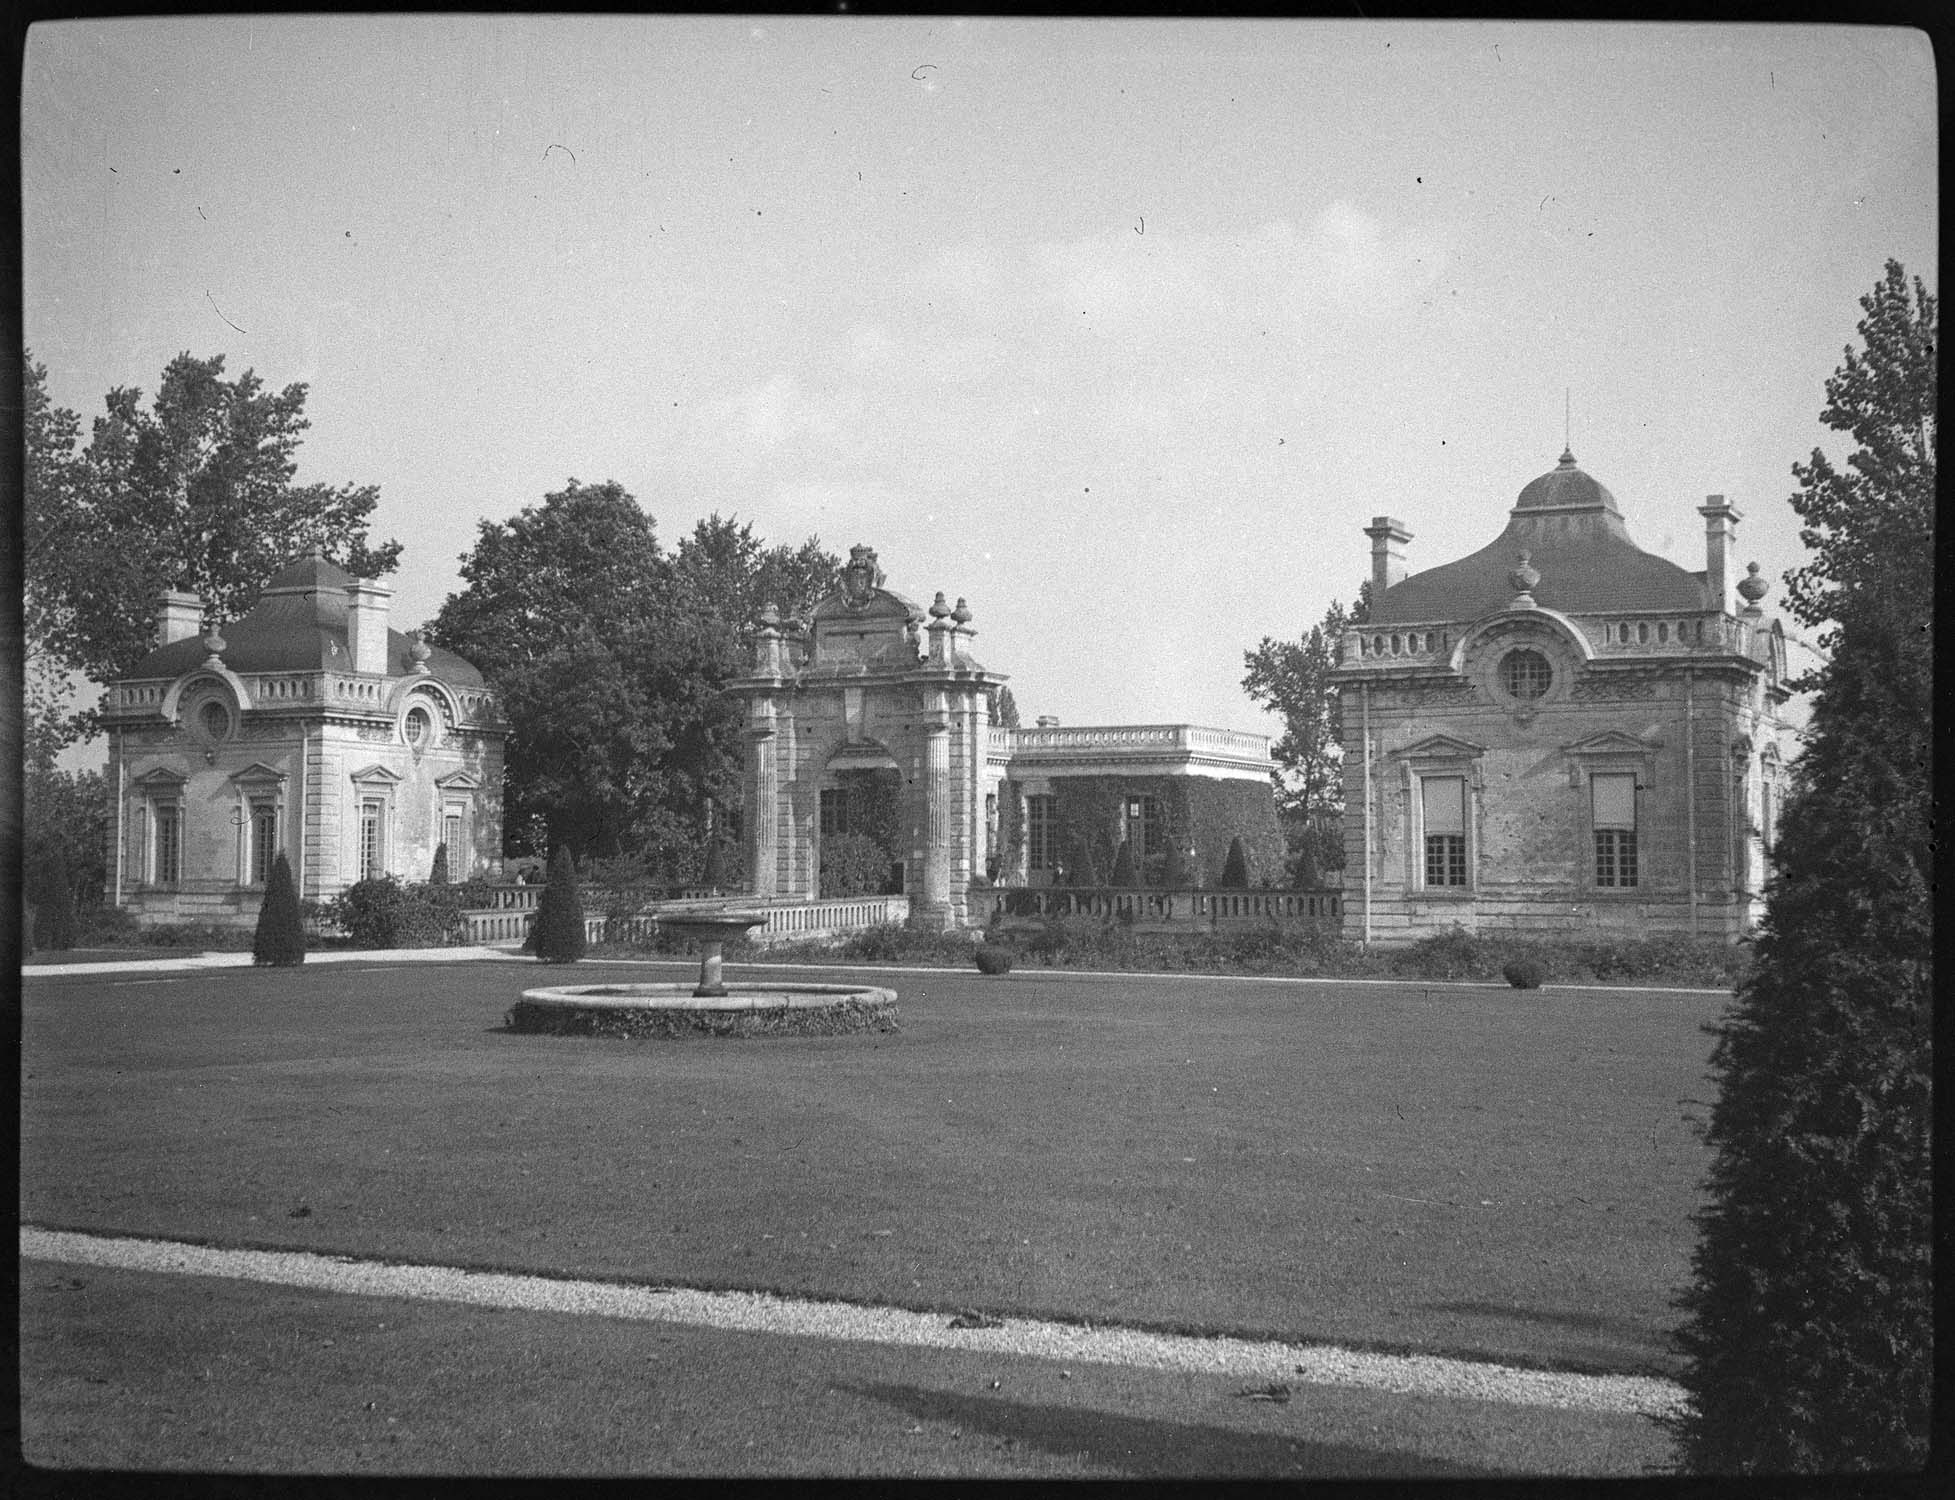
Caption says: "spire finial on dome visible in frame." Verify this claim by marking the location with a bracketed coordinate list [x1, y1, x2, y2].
[1557, 445, 1578, 468]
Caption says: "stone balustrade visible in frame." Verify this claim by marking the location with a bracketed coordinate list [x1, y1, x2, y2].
[995, 723, 1271, 765]
[980, 886, 1342, 927]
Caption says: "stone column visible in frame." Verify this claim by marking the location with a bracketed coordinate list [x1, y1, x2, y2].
[914, 696, 952, 929]
[746, 701, 778, 899]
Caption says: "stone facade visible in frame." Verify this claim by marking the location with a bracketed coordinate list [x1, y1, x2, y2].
[729, 545, 1282, 929]
[102, 552, 506, 928]
[1335, 451, 1791, 947]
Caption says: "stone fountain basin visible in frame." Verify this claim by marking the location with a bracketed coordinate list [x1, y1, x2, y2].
[507, 982, 899, 1039]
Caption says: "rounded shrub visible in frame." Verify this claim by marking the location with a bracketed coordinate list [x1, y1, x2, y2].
[532, 845, 587, 964]
[974, 944, 1014, 976]
[1501, 958, 1544, 990]
[252, 851, 307, 967]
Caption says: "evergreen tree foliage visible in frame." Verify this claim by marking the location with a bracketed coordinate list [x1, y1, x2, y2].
[252, 852, 307, 967]
[428, 843, 450, 886]
[1219, 836, 1251, 890]
[1671, 261, 1933, 1474]
[32, 843, 78, 951]
[1109, 839, 1138, 888]
[991, 685, 1021, 729]
[532, 845, 588, 963]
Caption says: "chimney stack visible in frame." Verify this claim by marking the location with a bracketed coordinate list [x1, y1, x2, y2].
[345, 578, 394, 676]
[1364, 517, 1413, 595]
[154, 589, 203, 647]
[1697, 496, 1741, 615]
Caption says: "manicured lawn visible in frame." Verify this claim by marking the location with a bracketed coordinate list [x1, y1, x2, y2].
[20, 958, 1721, 1380]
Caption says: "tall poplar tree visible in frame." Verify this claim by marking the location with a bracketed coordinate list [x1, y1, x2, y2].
[1671, 262, 1934, 1473]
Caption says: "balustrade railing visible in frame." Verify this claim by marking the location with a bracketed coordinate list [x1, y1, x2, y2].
[981, 886, 1342, 927]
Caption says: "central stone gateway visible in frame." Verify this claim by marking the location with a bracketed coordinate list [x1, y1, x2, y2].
[728, 545, 1002, 931]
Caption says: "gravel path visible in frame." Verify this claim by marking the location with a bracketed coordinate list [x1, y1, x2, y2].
[22, 1226, 1684, 1419]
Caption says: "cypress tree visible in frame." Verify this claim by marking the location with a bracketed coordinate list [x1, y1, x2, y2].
[532, 844, 587, 963]
[1219, 836, 1250, 890]
[1671, 262, 1933, 1473]
[428, 842, 450, 885]
[32, 842, 77, 951]
[252, 851, 307, 967]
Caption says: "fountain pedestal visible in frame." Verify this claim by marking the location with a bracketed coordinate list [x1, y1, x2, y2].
[657, 909, 770, 997]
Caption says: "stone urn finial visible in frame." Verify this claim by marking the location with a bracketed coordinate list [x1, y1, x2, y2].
[408, 633, 432, 673]
[201, 623, 227, 664]
[929, 591, 953, 620]
[951, 597, 973, 626]
[1508, 550, 1541, 605]
[1737, 560, 1770, 608]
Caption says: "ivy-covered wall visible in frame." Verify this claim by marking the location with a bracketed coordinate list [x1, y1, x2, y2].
[1043, 775, 1284, 888]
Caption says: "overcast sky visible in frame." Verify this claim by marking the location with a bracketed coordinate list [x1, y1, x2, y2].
[22, 17, 1937, 753]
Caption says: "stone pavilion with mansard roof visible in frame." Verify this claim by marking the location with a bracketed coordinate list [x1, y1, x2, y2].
[1336, 449, 1792, 946]
[102, 550, 506, 928]
[729, 545, 1281, 930]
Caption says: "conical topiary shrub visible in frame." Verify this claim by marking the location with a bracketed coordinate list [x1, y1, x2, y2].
[1109, 839, 1138, 888]
[32, 842, 77, 952]
[1219, 836, 1250, 890]
[701, 835, 728, 893]
[252, 851, 307, 967]
[428, 842, 450, 885]
[1064, 831, 1101, 888]
[1162, 843, 1192, 890]
[532, 845, 587, 963]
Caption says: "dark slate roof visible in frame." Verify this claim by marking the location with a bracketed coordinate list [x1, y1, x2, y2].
[121, 553, 484, 686]
[1368, 452, 1709, 624]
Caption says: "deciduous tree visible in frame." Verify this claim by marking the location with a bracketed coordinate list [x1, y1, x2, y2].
[1672, 261, 1933, 1473]
[1242, 585, 1371, 884]
[426, 488, 837, 869]
[26, 352, 399, 707]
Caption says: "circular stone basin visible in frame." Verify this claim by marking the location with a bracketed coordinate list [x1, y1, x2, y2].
[507, 982, 898, 1039]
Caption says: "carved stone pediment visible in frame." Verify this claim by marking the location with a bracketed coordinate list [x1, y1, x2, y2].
[1392, 733, 1487, 762]
[1562, 730, 1661, 756]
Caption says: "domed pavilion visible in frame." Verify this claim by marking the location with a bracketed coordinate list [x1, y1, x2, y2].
[1334, 450, 1791, 946]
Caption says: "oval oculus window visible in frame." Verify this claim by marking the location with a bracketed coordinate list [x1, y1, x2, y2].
[1501, 648, 1553, 701]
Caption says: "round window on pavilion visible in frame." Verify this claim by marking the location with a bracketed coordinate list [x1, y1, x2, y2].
[1500, 648, 1553, 701]
[404, 704, 434, 749]
[198, 700, 232, 743]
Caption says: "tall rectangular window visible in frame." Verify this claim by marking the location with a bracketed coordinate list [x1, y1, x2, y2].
[250, 802, 278, 885]
[1123, 796, 1164, 859]
[444, 809, 465, 860]
[1421, 776, 1467, 887]
[1592, 773, 1639, 887]
[359, 801, 384, 880]
[153, 803, 182, 886]
[1026, 794, 1056, 871]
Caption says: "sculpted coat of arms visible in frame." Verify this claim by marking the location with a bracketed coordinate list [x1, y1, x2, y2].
[839, 544, 886, 611]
